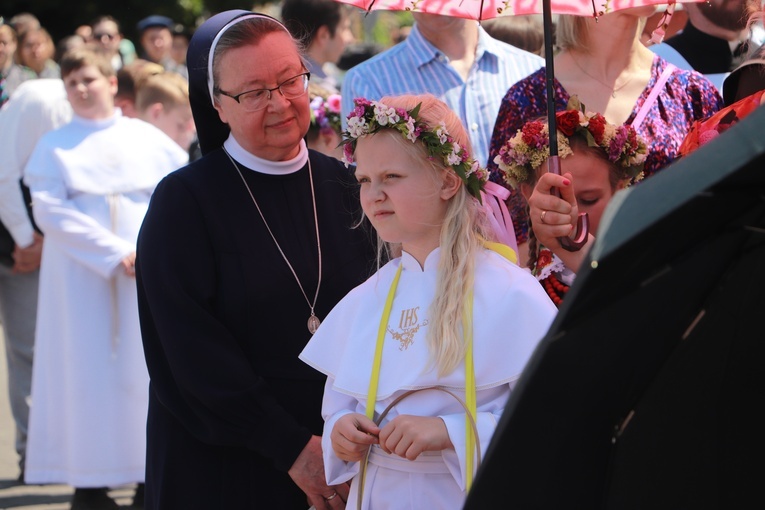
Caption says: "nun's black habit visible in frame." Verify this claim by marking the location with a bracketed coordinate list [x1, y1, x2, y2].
[136, 11, 376, 508]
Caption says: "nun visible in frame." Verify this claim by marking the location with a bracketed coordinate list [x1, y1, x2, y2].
[136, 10, 376, 509]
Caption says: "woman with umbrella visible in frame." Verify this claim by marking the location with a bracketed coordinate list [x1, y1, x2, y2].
[487, 6, 723, 266]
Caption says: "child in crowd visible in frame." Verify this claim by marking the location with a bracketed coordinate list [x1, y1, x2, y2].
[135, 70, 196, 152]
[300, 94, 556, 509]
[494, 98, 647, 306]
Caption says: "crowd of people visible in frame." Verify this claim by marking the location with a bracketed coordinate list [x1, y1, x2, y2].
[0, 1, 763, 509]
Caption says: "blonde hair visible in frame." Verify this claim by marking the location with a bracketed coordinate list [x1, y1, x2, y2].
[374, 94, 496, 376]
[555, 15, 590, 52]
[135, 71, 189, 112]
[116, 59, 165, 102]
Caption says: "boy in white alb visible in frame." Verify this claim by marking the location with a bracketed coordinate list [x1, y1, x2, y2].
[23, 48, 187, 508]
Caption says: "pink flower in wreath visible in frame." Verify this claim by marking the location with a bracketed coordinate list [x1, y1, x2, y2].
[326, 94, 342, 113]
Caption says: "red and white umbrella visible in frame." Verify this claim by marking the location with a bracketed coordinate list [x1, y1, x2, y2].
[337, 0, 705, 249]
[338, 0, 692, 23]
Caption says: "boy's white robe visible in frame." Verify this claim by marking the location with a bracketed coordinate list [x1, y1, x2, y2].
[22, 112, 188, 486]
[300, 248, 557, 509]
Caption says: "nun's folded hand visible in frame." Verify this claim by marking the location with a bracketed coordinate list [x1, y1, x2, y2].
[289, 435, 350, 509]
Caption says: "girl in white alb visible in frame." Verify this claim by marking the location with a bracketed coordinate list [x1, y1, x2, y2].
[300, 94, 557, 509]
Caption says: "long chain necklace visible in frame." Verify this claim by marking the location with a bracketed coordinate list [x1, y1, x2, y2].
[569, 53, 633, 99]
[224, 149, 323, 334]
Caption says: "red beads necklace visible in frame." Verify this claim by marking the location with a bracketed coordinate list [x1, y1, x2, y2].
[541, 274, 569, 308]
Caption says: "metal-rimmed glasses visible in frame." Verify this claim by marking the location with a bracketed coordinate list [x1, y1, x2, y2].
[215, 72, 311, 112]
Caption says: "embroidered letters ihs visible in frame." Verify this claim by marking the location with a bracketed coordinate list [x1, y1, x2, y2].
[387, 306, 429, 351]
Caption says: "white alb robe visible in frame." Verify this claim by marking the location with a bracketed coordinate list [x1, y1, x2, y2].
[300, 248, 557, 510]
[22, 112, 189, 486]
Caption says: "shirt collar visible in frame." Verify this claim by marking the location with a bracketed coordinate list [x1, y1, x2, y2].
[406, 22, 496, 68]
[406, 23, 440, 68]
[476, 24, 500, 63]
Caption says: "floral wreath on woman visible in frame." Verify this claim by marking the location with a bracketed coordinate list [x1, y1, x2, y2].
[493, 98, 648, 306]
[341, 98, 489, 201]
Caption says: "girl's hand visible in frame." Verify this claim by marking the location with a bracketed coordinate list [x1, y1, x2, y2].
[528, 172, 578, 250]
[331, 413, 380, 462]
[378, 415, 453, 460]
[528, 172, 592, 273]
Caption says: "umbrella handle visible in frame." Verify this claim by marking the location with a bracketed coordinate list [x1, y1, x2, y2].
[547, 156, 589, 252]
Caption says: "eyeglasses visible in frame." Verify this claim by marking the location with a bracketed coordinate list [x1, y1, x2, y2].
[215, 72, 310, 112]
[94, 32, 118, 41]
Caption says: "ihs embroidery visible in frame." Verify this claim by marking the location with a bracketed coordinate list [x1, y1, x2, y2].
[387, 306, 429, 351]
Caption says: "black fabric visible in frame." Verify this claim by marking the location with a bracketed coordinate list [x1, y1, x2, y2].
[665, 22, 757, 74]
[0, 181, 40, 267]
[136, 149, 376, 509]
[604, 248, 765, 510]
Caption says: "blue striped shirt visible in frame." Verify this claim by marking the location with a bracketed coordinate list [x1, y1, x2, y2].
[341, 23, 544, 167]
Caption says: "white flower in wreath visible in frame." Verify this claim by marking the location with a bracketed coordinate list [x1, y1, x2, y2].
[435, 122, 449, 144]
[373, 102, 399, 126]
[405, 116, 417, 142]
[446, 143, 462, 166]
[347, 116, 368, 138]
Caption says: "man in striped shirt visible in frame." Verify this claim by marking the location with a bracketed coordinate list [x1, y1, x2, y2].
[341, 13, 544, 167]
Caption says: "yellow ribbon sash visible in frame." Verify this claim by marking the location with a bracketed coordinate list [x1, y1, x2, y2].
[363, 242, 513, 490]
[365, 263, 478, 489]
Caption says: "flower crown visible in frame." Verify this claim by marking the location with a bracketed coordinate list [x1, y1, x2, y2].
[341, 98, 488, 201]
[310, 94, 342, 136]
[494, 97, 648, 189]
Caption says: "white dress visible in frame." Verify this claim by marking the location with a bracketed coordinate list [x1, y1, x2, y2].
[300, 247, 557, 509]
[22, 112, 189, 486]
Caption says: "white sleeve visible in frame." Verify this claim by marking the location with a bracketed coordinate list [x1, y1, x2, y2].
[438, 384, 511, 490]
[0, 81, 72, 247]
[0, 117, 34, 248]
[321, 377, 362, 485]
[24, 145, 135, 278]
[0, 173, 35, 248]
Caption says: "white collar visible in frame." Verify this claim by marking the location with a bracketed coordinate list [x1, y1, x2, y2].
[222, 134, 308, 175]
[71, 109, 121, 128]
[400, 247, 441, 272]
